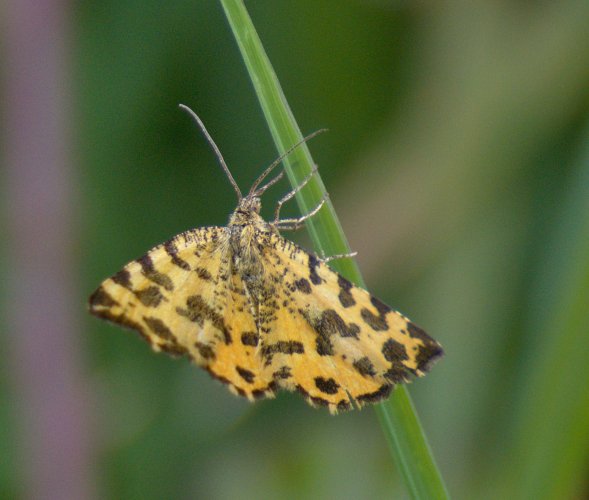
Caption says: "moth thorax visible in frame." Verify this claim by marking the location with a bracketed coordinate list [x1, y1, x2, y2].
[229, 223, 254, 254]
[232, 227, 264, 280]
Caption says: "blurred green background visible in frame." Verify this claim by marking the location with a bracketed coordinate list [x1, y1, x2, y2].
[3, 1, 589, 498]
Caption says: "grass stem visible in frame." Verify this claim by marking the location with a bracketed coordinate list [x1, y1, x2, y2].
[220, 1, 449, 497]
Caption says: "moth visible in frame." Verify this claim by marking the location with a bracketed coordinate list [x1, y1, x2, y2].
[89, 105, 443, 413]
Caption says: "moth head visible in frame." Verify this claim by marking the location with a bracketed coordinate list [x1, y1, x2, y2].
[229, 195, 262, 227]
[238, 196, 261, 214]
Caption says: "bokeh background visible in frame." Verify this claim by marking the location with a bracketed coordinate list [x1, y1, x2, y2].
[3, 1, 589, 498]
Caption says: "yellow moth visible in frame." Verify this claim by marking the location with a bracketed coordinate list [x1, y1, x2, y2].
[89, 106, 443, 413]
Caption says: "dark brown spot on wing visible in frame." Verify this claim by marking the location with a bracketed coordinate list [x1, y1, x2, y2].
[236, 366, 255, 383]
[262, 341, 304, 362]
[251, 389, 266, 400]
[353, 357, 377, 377]
[112, 268, 132, 289]
[194, 341, 216, 360]
[314, 377, 340, 395]
[407, 321, 444, 372]
[310, 396, 330, 407]
[134, 286, 166, 307]
[384, 366, 410, 383]
[337, 274, 355, 308]
[360, 296, 391, 331]
[407, 322, 430, 341]
[361, 309, 387, 330]
[176, 294, 232, 344]
[337, 400, 352, 411]
[159, 343, 189, 356]
[138, 254, 174, 291]
[89, 287, 119, 308]
[415, 342, 444, 372]
[315, 335, 334, 356]
[196, 267, 212, 281]
[272, 366, 292, 380]
[143, 316, 174, 341]
[294, 278, 312, 294]
[164, 239, 191, 270]
[356, 384, 392, 404]
[382, 338, 408, 362]
[371, 296, 391, 315]
[142, 316, 188, 357]
[303, 308, 360, 357]
[263, 341, 304, 355]
[307, 254, 324, 285]
[404, 322, 444, 371]
[295, 384, 329, 407]
[241, 331, 259, 347]
[320, 310, 360, 338]
[251, 382, 277, 400]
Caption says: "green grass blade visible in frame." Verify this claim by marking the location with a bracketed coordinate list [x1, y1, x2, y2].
[497, 124, 589, 499]
[219, 1, 448, 498]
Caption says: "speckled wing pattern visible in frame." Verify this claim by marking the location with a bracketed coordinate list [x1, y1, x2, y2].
[89, 228, 277, 400]
[255, 233, 442, 412]
[90, 226, 442, 413]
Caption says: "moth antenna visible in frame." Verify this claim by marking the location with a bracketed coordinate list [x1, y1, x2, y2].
[248, 128, 328, 197]
[253, 171, 285, 197]
[179, 104, 243, 201]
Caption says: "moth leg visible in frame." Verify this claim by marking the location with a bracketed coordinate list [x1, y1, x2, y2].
[275, 195, 326, 231]
[273, 164, 319, 224]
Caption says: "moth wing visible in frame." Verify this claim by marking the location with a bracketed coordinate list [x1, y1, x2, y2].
[258, 234, 443, 413]
[89, 227, 275, 400]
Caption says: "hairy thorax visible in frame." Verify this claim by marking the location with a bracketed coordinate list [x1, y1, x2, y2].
[228, 196, 273, 291]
